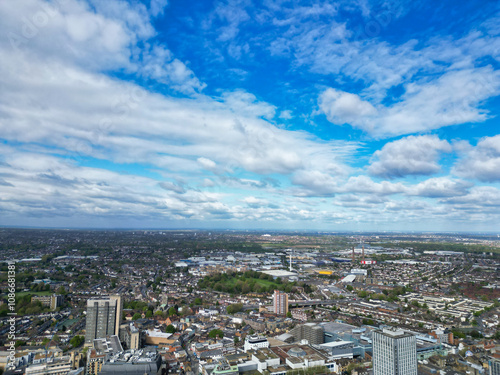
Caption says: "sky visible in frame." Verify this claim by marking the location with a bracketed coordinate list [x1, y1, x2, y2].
[1, 0, 500, 232]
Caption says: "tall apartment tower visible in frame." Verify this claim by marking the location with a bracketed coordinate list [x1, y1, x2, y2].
[273, 290, 288, 316]
[373, 328, 417, 375]
[85, 295, 122, 345]
[490, 357, 500, 375]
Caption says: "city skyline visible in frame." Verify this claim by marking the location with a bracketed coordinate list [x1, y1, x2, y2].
[1, 0, 500, 231]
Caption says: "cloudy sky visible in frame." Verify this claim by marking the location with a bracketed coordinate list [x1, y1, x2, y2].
[1, 0, 500, 231]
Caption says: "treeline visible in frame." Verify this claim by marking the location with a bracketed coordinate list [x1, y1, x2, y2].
[197, 271, 305, 294]
[0, 295, 50, 316]
[355, 285, 409, 302]
[377, 241, 499, 254]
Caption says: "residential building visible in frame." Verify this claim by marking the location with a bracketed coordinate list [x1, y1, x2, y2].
[30, 295, 63, 311]
[372, 327, 417, 375]
[490, 357, 500, 375]
[84, 295, 122, 345]
[273, 290, 288, 316]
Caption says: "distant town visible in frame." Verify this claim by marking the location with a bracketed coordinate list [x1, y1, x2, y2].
[0, 228, 499, 375]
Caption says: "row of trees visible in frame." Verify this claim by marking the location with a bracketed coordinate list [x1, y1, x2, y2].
[198, 271, 299, 294]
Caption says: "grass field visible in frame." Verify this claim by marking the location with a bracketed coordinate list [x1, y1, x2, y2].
[16, 291, 52, 298]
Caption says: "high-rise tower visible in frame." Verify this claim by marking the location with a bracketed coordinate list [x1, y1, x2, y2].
[372, 327, 417, 375]
[273, 290, 289, 316]
[84, 295, 122, 345]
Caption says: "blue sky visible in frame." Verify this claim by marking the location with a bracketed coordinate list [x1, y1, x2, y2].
[1, 0, 500, 231]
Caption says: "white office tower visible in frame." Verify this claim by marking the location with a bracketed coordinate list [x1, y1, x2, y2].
[373, 327, 417, 375]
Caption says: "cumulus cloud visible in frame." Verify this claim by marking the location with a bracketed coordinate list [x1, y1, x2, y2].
[368, 135, 452, 178]
[291, 170, 339, 197]
[1, 0, 204, 94]
[319, 67, 500, 137]
[408, 177, 471, 198]
[318, 88, 377, 128]
[453, 135, 500, 182]
[341, 175, 406, 195]
[441, 186, 500, 210]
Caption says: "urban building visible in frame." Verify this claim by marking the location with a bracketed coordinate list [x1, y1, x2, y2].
[273, 290, 289, 316]
[319, 341, 354, 360]
[244, 336, 269, 352]
[99, 348, 162, 375]
[321, 322, 373, 358]
[490, 357, 500, 375]
[203, 358, 239, 375]
[119, 322, 142, 350]
[86, 335, 123, 375]
[429, 328, 454, 344]
[291, 309, 307, 322]
[289, 323, 324, 345]
[84, 295, 122, 345]
[372, 327, 417, 375]
[30, 294, 63, 311]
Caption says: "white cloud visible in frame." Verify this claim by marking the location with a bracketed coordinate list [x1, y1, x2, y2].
[318, 88, 376, 128]
[409, 177, 471, 198]
[341, 175, 406, 195]
[441, 186, 500, 209]
[453, 135, 500, 182]
[368, 135, 452, 178]
[279, 110, 293, 119]
[140, 45, 206, 94]
[291, 170, 339, 197]
[319, 67, 500, 137]
[1, 0, 204, 94]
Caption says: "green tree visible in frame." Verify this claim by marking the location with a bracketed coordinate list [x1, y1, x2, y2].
[226, 303, 243, 314]
[168, 306, 177, 316]
[286, 311, 292, 318]
[69, 335, 84, 348]
[132, 313, 142, 320]
[208, 329, 224, 339]
[166, 324, 176, 333]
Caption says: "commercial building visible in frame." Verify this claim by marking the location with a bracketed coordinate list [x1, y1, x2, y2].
[86, 335, 123, 375]
[84, 295, 122, 345]
[24, 356, 73, 375]
[244, 336, 269, 352]
[99, 348, 162, 375]
[372, 327, 417, 375]
[273, 290, 289, 316]
[321, 322, 373, 358]
[319, 341, 354, 360]
[203, 358, 239, 375]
